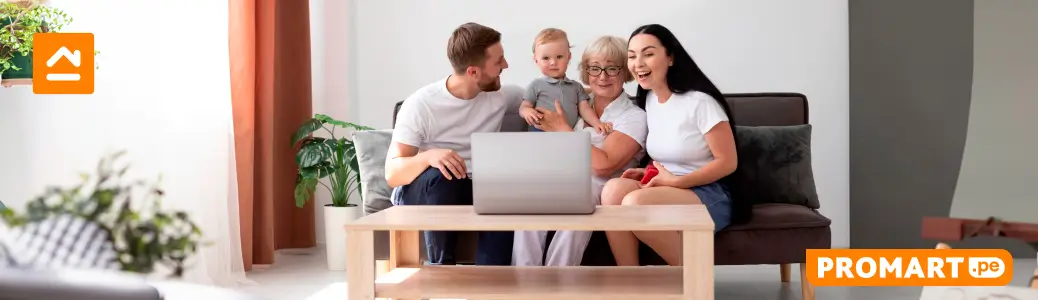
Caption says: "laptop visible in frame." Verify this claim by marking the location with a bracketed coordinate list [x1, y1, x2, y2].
[470, 131, 595, 215]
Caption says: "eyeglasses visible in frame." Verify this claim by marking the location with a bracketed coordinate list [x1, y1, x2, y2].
[586, 66, 623, 77]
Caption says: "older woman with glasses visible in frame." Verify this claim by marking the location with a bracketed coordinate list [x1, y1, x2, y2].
[512, 36, 648, 267]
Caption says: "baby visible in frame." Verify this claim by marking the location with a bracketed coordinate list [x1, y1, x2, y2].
[520, 28, 612, 133]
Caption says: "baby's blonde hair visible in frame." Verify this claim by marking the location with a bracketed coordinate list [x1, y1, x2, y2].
[532, 28, 571, 52]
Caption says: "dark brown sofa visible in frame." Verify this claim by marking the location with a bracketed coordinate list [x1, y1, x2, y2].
[381, 92, 830, 300]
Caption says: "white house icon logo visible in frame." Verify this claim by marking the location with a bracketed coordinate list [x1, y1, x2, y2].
[32, 32, 94, 94]
[45, 46, 82, 82]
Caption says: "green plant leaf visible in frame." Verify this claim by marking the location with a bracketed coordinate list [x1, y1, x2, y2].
[316, 161, 335, 178]
[295, 137, 332, 168]
[288, 117, 373, 208]
[1, 150, 206, 278]
[344, 141, 358, 170]
[324, 138, 341, 159]
[299, 166, 319, 179]
[314, 114, 375, 131]
[345, 144, 362, 206]
[300, 161, 334, 179]
[0, 1, 73, 72]
[293, 176, 318, 208]
[291, 119, 323, 147]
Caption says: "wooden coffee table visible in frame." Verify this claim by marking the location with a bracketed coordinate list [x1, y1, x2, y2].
[344, 205, 715, 300]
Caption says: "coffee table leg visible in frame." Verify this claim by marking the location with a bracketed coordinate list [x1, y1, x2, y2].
[683, 230, 713, 300]
[389, 230, 421, 268]
[347, 230, 375, 299]
[384, 230, 420, 300]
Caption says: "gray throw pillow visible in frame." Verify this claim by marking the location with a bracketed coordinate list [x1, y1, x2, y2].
[729, 124, 820, 209]
[352, 129, 394, 215]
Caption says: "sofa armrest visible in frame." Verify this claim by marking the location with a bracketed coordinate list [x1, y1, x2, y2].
[0, 268, 267, 300]
[0, 268, 160, 300]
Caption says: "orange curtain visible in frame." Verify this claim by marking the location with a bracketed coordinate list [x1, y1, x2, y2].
[229, 0, 316, 271]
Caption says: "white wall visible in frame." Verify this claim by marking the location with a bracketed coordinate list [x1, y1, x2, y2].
[0, 0, 152, 213]
[0, 0, 348, 247]
[0, 0, 245, 285]
[345, 0, 850, 247]
[311, 0, 357, 244]
[309, 0, 328, 244]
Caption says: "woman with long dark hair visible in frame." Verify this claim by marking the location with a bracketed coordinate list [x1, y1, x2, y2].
[599, 24, 745, 266]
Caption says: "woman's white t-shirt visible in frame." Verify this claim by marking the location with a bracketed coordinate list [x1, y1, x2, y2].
[645, 91, 729, 176]
[575, 93, 647, 202]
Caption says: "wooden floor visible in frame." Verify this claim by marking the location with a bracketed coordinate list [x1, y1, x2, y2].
[239, 247, 1038, 300]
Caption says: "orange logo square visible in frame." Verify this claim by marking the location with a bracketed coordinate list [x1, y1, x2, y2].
[32, 33, 95, 95]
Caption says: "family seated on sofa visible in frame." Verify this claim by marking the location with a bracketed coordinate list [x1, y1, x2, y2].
[383, 21, 753, 267]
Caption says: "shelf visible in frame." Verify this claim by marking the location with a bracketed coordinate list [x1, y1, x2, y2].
[374, 265, 686, 300]
[921, 216, 1038, 242]
[1, 78, 32, 88]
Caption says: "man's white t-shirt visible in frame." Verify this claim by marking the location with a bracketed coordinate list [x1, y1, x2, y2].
[575, 93, 648, 202]
[392, 76, 513, 174]
[645, 91, 729, 176]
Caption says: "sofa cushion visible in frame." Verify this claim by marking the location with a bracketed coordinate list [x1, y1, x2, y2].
[715, 224, 832, 265]
[352, 129, 394, 214]
[723, 203, 831, 231]
[501, 112, 529, 132]
[714, 204, 831, 265]
[718, 202, 830, 262]
[730, 124, 820, 209]
[725, 93, 809, 126]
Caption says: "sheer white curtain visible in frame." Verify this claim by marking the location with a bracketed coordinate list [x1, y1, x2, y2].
[4, 0, 252, 287]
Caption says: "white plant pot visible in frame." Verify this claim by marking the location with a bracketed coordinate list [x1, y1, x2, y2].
[323, 204, 364, 271]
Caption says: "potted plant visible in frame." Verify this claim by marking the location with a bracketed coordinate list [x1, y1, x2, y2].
[291, 114, 373, 270]
[0, 151, 207, 278]
[0, 0, 73, 80]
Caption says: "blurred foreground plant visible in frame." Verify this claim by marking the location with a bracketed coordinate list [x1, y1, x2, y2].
[0, 151, 207, 278]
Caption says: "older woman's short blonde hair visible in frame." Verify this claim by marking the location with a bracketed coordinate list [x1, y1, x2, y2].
[578, 36, 634, 85]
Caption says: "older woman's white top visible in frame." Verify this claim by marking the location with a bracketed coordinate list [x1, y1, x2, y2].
[575, 93, 648, 201]
[645, 91, 729, 176]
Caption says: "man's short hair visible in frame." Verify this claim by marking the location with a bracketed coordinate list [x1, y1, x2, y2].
[447, 22, 502, 74]
[532, 28, 570, 53]
[578, 35, 634, 84]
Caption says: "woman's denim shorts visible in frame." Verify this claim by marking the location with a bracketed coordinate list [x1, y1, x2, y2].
[691, 181, 733, 233]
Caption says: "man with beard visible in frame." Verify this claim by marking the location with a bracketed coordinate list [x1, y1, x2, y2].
[385, 22, 515, 266]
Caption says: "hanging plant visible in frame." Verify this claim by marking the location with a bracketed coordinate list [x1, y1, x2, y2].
[0, 0, 74, 79]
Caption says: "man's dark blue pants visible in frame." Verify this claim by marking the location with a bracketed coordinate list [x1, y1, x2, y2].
[396, 167, 513, 265]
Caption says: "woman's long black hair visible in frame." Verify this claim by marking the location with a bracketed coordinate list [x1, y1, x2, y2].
[630, 24, 750, 225]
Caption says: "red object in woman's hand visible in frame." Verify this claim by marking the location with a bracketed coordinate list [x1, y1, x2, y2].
[641, 164, 659, 185]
